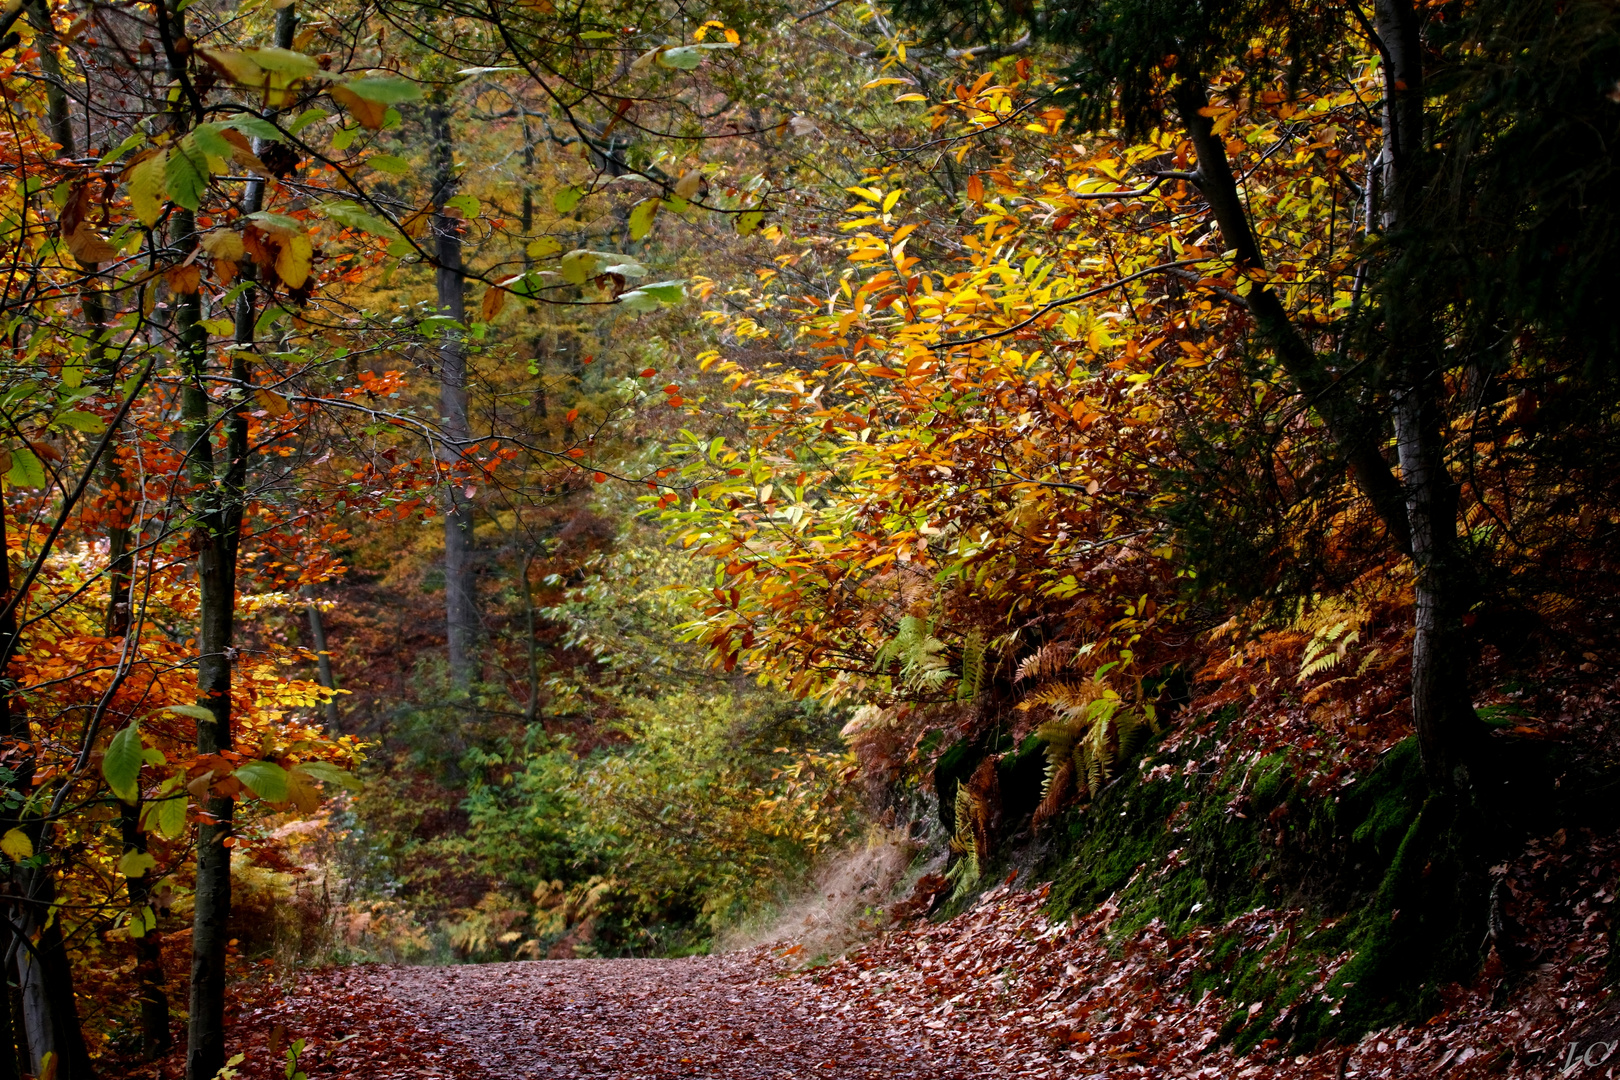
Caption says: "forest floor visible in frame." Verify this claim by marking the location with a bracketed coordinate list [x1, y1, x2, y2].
[112, 870, 1615, 1080]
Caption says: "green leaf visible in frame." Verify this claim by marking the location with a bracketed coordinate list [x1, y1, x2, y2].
[234, 760, 290, 803]
[638, 279, 686, 302]
[578, 30, 615, 39]
[60, 360, 83, 389]
[117, 850, 157, 878]
[161, 704, 218, 722]
[126, 905, 156, 938]
[628, 198, 660, 241]
[322, 201, 395, 236]
[561, 248, 605, 286]
[6, 447, 45, 488]
[189, 123, 235, 160]
[342, 76, 423, 103]
[249, 46, 320, 77]
[499, 271, 562, 298]
[143, 788, 188, 840]
[288, 108, 328, 134]
[100, 131, 146, 165]
[657, 46, 705, 70]
[164, 142, 208, 212]
[221, 115, 283, 142]
[526, 237, 561, 259]
[737, 210, 765, 236]
[54, 410, 106, 433]
[600, 258, 647, 279]
[445, 193, 481, 218]
[367, 154, 410, 175]
[103, 722, 144, 804]
[332, 126, 359, 152]
[617, 290, 659, 313]
[553, 186, 584, 214]
[247, 211, 304, 233]
[296, 760, 362, 791]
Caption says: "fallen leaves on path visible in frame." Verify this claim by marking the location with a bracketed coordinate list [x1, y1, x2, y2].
[108, 827, 1617, 1080]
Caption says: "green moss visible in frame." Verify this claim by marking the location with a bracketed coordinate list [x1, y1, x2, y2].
[1032, 727, 1462, 1050]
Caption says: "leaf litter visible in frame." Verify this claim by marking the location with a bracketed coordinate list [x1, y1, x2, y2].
[114, 821, 1620, 1079]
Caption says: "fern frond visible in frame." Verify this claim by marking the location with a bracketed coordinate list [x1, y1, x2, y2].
[1117, 714, 1151, 761]
[949, 780, 977, 856]
[1033, 759, 1074, 828]
[1015, 641, 1074, 683]
[957, 631, 985, 703]
[1017, 679, 1100, 716]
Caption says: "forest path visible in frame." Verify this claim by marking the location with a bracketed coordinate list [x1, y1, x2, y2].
[346, 954, 988, 1080]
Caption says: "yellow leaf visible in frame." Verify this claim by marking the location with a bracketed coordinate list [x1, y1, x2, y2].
[285, 768, 321, 814]
[255, 388, 291, 416]
[525, 236, 561, 258]
[673, 170, 702, 200]
[126, 150, 168, 227]
[201, 230, 246, 261]
[1, 828, 32, 862]
[117, 850, 157, 878]
[274, 231, 313, 289]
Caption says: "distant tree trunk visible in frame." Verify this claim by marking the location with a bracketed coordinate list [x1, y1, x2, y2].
[300, 584, 340, 729]
[428, 96, 478, 689]
[522, 553, 540, 724]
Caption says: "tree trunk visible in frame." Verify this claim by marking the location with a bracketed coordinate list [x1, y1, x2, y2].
[428, 98, 478, 689]
[0, 926, 14, 1080]
[522, 553, 539, 724]
[1170, 46, 1483, 788]
[300, 584, 340, 729]
[119, 803, 170, 1058]
[14, 870, 91, 1080]
[0, 486, 92, 1078]
[180, 188, 237, 1080]
[1168, 74, 1412, 554]
[1373, 0, 1483, 786]
[182, 8, 294, 1076]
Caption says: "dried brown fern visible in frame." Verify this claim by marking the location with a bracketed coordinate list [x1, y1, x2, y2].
[1015, 640, 1076, 684]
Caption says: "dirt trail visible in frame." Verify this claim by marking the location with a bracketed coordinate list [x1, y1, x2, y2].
[331, 956, 987, 1080]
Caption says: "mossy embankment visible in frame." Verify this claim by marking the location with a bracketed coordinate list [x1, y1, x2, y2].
[937, 708, 1618, 1052]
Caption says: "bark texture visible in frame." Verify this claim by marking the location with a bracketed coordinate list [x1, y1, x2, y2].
[429, 98, 479, 689]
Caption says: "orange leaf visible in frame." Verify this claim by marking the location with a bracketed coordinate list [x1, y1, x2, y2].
[480, 286, 506, 322]
[165, 265, 201, 294]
